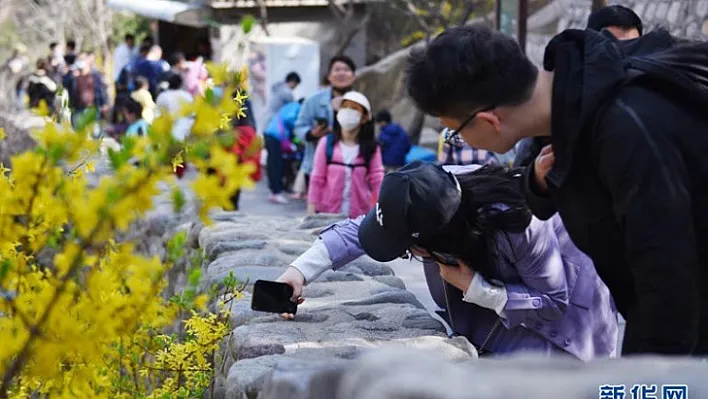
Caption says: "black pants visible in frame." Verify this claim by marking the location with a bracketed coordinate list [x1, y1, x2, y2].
[230, 190, 241, 211]
[265, 135, 284, 195]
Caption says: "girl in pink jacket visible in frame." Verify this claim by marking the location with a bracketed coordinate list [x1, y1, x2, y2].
[307, 91, 384, 218]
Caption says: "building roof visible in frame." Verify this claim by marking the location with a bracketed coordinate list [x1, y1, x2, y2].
[107, 0, 208, 26]
[210, 0, 374, 8]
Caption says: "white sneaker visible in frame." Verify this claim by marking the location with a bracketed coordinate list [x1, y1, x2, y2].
[269, 194, 289, 204]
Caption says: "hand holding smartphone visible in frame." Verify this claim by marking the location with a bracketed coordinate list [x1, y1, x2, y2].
[251, 280, 298, 315]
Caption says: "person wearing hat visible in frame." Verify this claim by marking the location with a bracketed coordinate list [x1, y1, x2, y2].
[307, 91, 384, 219]
[279, 161, 618, 360]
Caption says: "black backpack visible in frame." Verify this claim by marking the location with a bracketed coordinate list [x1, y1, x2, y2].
[623, 41, 708, 107]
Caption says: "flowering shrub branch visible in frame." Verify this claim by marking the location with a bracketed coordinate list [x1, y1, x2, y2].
[0, 66, 250, 398]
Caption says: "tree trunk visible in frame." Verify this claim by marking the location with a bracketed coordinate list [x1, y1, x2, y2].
[408, 108, 426, 145]
[256, 0, 270, 36]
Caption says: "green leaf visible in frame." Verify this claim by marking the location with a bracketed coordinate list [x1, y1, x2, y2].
[47, 143, 66, 163]
[190, 142, 211, 159]
[74, 107, 98, 133]
[218, 133, 236, 148]
[167, 231, 187, 262]
[204, 87, 216, 105]
[188, 267, 202, 287]
[0, 259, 12, 279]
[241, 14, 255, 34]
[171, 187, 187, 214]
[107, 148, 125, 170]
[183, 288, 196, 302]
[104, 186, 122, 204]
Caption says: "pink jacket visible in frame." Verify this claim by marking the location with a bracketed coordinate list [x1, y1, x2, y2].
[308, 138, 384, 218]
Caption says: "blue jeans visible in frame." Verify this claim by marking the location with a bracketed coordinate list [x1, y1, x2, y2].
[265, 135, 284, 195]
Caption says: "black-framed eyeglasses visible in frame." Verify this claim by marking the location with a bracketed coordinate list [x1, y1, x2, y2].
[441, 106, 495, 149]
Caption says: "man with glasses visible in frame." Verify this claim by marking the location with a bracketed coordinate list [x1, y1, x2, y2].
[407, 18, 708, 354]
[404, 23, 708, 356]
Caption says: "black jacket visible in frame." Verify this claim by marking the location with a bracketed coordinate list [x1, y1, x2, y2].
[525, 29, 708, 355]
[513, 29, 678, 168]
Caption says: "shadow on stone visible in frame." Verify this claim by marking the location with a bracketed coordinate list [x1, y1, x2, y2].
[343, 290, 424, 309]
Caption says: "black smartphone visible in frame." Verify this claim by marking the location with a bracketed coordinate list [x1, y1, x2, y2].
[251, 280, 298, 315]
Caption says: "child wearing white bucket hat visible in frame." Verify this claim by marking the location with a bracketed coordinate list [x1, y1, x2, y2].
[307, 91, 384, 218]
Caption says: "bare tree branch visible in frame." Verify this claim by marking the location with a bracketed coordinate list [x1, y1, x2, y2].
[333, 11, 371, 56]
[457, 1, 479, 26]
[255, 0, 271, 36]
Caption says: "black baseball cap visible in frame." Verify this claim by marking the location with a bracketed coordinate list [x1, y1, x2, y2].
[358, 161, 462, 262]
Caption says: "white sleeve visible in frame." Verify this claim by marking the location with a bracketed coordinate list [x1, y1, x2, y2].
[290, 239, 333, 285]
[462, 273, 508, 317]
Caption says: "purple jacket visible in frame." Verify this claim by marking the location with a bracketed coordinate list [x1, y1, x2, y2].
[318, 214, 618, 361]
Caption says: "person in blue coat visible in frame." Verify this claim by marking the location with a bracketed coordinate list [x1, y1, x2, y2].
[264, 99, 303, 203]
[375, 109, 411, 172]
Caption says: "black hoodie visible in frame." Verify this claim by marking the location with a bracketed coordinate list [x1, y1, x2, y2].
[513, 29, 679, 168]
[524, 29, 708, 355]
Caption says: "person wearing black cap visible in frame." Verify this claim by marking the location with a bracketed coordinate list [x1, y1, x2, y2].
[278, 162, 618, 360]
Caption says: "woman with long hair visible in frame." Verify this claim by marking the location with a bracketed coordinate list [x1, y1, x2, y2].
[307, 91, 384, 218]
[278, 161, 618, 360]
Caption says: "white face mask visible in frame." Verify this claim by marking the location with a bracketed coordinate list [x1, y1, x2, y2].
[337, 108, 362, 132]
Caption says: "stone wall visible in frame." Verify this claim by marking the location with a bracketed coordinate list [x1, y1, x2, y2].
[196, 210, 708, 399]
[0, 111, 42, 167]
[198, 212, 478, 399]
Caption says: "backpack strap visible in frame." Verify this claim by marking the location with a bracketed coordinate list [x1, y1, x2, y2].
[325, 133, 335, 165]
[325, 133, 372, 172]
[327, 160, 368, 169]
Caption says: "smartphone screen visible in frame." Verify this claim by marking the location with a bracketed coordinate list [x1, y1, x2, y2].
[251, 280, 298, 315]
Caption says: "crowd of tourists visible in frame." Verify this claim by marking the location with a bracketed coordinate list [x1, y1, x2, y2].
[276, 4, 708, 362]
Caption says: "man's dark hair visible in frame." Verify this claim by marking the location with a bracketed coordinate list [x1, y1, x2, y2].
[49, 42, 58, 51]
[36, 58, 48, 71]
[328, 55, 356, 74]
[125, 33, 135, 42]
[166, 72, 183, 90]
[285, 72, 301, 84]
[169, 52, 186, 66]
[66, 40, 76, 50]
[405, 24, 538, 119]
[587, 5, 643, 35]
[122, 97, 143, 117]
[135, 75, 149, 89]
[139, 43, 151, 55]
[375, 109, 392, 124]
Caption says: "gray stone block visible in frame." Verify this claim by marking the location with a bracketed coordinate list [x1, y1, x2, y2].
[342, 290, 424, 309]
[296, 213, 345, 230]
[206, 240, 268, 261]
[340, 256, 395, 277]
[205, 265, 288, 289]
[372, 275, 407, 290]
